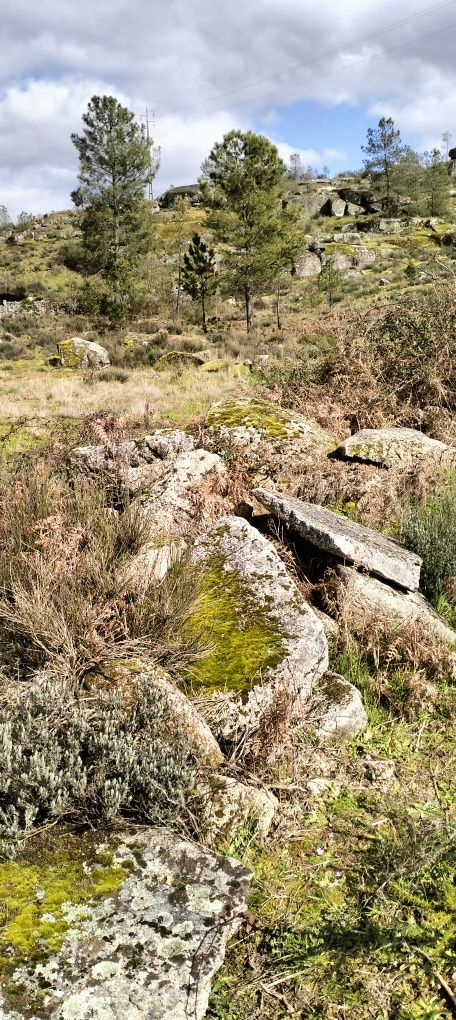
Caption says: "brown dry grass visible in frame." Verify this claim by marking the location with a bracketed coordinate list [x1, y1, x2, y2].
[0, 362, 250, 429]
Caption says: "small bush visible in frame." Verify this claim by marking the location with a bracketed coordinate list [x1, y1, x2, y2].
[97, 366, 130, 383]
[0, 670, 197, 845]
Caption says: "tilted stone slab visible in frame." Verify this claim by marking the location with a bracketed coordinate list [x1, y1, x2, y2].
[333, 427, 456, 470]
[335, 565, 456, 647]
[0, 829, 251, 1020]
[253, 488, 422, 591]
[191, 516, 328, 758]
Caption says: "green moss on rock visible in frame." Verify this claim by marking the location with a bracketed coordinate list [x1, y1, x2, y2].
[185, 554, 285, 693]
[205, 398, 301, 439]
[0, 832, 130, 981]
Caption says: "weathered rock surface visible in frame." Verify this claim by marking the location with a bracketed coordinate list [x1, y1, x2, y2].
[72, 431, 226, 536]
[58, 337, 110, 368]
[72, 430, 196, 493]
[334, 427, 456, 470]
[0, 829, 251, 1020]
[192, 516, 328, 758]
[305, 672, 368, 741]
[253, 489, 422, 591]
[295, 250, 322, 276]
[139, 448, 226, 538]
[335, 565, 456, 646]
[205, 398, 335, 488]
[200, 777, 278, 843]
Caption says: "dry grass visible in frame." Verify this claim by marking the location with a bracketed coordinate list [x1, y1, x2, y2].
[0, 362, 250, 428]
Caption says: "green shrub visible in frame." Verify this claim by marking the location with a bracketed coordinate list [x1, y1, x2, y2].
[97, 366, 130, 383]
[401, 472, 456, 609]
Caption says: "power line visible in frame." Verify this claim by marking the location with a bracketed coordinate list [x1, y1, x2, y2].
[155, 0, 456, 119]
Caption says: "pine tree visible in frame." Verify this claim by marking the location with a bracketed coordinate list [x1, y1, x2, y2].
[318, 258, 343, 309]
[202, 130, 301, 331]
[71, 95, 158, 314]
[362, 117, 405, 211]
[181, 233, 217, 332]
[421, 148, 450, 217]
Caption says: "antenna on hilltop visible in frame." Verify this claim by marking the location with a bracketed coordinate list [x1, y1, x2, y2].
[141, 107, 160, 200]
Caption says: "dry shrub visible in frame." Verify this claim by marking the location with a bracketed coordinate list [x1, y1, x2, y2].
[0, 458, 200, 682]
[266, 284, 456, 443]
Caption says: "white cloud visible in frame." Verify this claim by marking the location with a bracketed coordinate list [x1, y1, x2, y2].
[0, 0, 455, 214]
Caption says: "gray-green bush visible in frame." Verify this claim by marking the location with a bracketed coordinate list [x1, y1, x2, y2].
[401, 471, 456, 613]
[0, 670, 196, 848]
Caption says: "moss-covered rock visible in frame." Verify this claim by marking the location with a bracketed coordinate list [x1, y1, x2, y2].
[58, 337, 110, 369]
[187, 516, 328, 761]
[204, 398, 336, 490]
[0, 829, 252, 1020]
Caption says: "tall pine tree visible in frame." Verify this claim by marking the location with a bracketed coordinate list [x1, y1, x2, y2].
[71, 95, 158, 314]
[201, 130, 301, 331]
[362, 117, 405, 211]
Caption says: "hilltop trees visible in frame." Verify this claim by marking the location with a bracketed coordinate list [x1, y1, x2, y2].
[181, 233, 217, 332]
[71, 95, 158, 317]
[362, 117, 405, 210]
[421, 148, 450, 217]
[202, 130, 302, 331]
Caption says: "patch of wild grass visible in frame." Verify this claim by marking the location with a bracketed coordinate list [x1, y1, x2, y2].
[401, 471, 456, 618]
[0, 458, 199, 681]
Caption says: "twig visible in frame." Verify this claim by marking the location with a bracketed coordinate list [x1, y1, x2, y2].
[404, 943, 456, 1015]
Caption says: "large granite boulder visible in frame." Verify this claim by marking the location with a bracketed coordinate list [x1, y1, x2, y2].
[334, 427, 456, 470]
[139, 447, 226, 538]
[58, 337, 110, 368]
[253, 489, 422, 592]
[188, 516, 328, 760]
[0, 829, 251, 1020]
[334, 565, 456, 647]
[71, 430, 196, 494]
[295, 251, 322, 276]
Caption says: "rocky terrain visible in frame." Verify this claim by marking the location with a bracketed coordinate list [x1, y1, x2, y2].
[0, 175, 455, 1020]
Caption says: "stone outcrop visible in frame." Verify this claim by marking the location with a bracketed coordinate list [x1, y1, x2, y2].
[190, 516, 328, 758]
[295, 251, 322, 276]
[72, 430, 226, 537]
[205, 397, 335, 488]
[334, 427, 456, 470]
[334, 565, 456, 647]
[305, 672, 368, 741]
[0, 829, 251, 1020]
[200, 777, 278, 843]
[253, 489, 422, 591]
[139, 448, 226, 538]
[58, 337, 110, 368]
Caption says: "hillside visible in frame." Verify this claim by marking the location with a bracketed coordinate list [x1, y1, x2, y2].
[0, 166, 455, 1020]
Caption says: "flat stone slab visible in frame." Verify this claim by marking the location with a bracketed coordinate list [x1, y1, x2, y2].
[335, 565, 456, 647]
[0, 829, 251, 1020]
[253, 488, 422, 592]
[333, 427, 456, 470]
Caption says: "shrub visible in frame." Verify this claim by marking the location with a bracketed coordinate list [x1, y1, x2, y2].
[0, 459, 200, 681]
[97, 366, 130, 383]
[0, 669, 197, 845]
[401, 472, 456, 611]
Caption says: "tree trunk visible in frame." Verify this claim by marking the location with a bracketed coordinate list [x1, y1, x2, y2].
[244, 282, 253, 333]
[276, 280, 282, 330]
[201, 285, 207, 333]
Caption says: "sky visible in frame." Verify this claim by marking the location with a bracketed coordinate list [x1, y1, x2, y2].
[0, 0, 455, 217]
